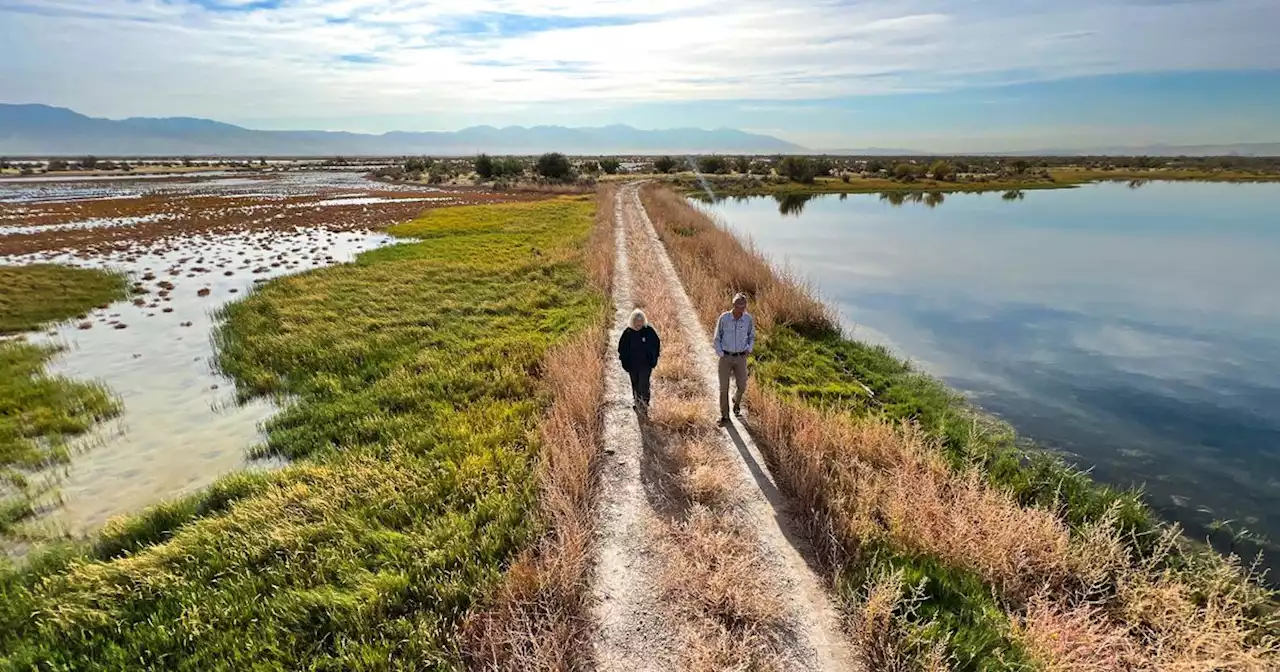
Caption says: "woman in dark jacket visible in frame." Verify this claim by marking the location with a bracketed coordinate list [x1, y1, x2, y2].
[618, 308, 661, 410]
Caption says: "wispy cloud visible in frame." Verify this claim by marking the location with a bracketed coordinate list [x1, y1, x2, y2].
[0, 0, 1276, 144]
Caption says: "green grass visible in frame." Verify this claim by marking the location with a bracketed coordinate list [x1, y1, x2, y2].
[0, 197, 605, 669]
[1, 341, 123, 530]
[1050, 166, 1280, 183]
[0, 264, 129, 335]
[841, 548, 1034, 671]
[0, 264, 129, 532]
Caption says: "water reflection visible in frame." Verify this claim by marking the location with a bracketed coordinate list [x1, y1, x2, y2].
[698, 182, 1280, 568]
[877, 191, 947, 208]
[776, 193, 814, 216]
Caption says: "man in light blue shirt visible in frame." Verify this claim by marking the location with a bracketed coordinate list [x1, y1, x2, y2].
[713, 292, 756, 424]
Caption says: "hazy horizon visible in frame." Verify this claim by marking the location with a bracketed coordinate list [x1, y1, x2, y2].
[2, 1, 1278, 152]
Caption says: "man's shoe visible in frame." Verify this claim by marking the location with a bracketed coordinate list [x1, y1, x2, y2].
[733, 404, 742, 417]
[718, 416, 730, 426]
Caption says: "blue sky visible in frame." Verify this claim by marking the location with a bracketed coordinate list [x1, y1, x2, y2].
[1, 0, 1277, 151]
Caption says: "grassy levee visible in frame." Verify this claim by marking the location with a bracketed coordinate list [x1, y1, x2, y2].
[639, 184, 1280, 670]
[1, 264, 129, 532]
[1048, 167, 1280, 183]
[0, 196, 610, 669]
[669, 173, 1073, 197]
[658, 164, 1280, 199]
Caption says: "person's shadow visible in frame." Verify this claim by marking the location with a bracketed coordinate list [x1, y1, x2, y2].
[721, 419, 838, 578]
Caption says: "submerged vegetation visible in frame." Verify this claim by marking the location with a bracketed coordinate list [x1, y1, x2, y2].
[0, 264, 128, 532]
[0, 197, 607, 668]
[639, 184, 1280, 670]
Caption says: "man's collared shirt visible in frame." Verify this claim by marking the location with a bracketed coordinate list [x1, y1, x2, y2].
[714, 311, 756, 357]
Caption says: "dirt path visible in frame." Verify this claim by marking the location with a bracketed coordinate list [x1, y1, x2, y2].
[591, 187, 681, 671]
[591, 183, 859, 670]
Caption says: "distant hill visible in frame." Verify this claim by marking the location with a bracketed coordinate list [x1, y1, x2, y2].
[818, 143, 1280, 157]
[0, 104, 807, 156]
[820, 147, 927, 156]
[1006, 143, 1280, 157]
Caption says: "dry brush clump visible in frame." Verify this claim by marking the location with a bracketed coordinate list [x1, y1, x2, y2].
[638, 183, 1280, 670]
[638, 184, 834, 334]
[461, 190, 615, 671]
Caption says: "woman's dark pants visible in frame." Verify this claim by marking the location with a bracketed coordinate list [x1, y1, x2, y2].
[628, 367, 652, 406]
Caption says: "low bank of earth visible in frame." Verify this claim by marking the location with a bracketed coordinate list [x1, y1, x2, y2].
[651, 166, 1280, 198]
[0, 197, 605, 668]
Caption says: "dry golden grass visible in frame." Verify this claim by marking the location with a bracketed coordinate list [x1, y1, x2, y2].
[639, 185, 834, 333]
[638, 184, 1280, 670]
[660, 508, 789, 672]
[461, 188, 615, 671]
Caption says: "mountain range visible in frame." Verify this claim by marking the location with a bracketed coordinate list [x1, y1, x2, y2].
[0, 104, 804, 156]
[827, 144, 1280, 157]
[2, 104, 1277, 157]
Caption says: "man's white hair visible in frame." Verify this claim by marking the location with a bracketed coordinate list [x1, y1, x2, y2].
[629, 308, 647, 326]
[732, 292, 749, 304]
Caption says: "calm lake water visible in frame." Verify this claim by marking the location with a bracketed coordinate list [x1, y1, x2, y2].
[699, 182, 1280, 560]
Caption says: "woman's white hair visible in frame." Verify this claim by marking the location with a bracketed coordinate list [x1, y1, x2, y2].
[629, 308, 647, 326]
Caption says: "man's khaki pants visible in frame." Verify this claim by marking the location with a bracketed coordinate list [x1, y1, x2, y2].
[718, 354, 748, 418]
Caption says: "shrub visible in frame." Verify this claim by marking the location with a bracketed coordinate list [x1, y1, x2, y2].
[653, 156, 677, 174]
[929, 160, 954, 181]
[599, 158, 620, 174]
[405, 156, 434, 173]
[46, 159, 69, 171]
[696, 155, 730, 175]
[777, 156, 817, 184]
[580, 160, 600, 174]
[474, 154, 495, 179]
[1011, 159, 1030, 174]
[892, 163, 919, 181]
[536, 152, 572, 181]
[494, 157, 524, 179]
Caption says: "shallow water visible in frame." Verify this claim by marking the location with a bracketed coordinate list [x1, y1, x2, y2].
[0, 171, 431, 538]
[0, 169, 435, 205]
[699, 182, 1280, 560]
[7, 228, 401, 536]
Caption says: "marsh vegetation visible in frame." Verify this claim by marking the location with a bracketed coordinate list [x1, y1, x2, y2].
[0, 196, 608, 668]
